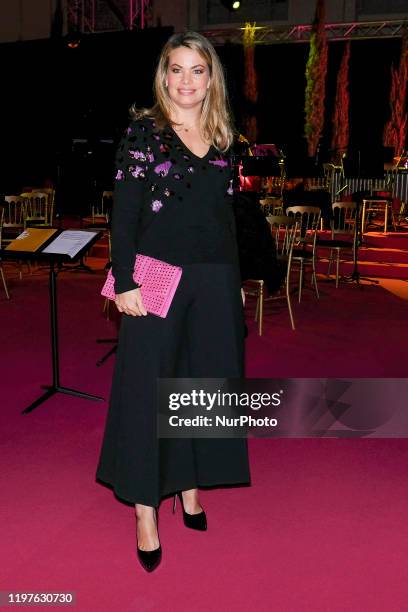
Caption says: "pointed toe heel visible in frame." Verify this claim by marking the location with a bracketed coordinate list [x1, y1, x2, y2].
[137, 545, 162, 572]
[136, 507, 162, 572]
[173, 492, 207, 531]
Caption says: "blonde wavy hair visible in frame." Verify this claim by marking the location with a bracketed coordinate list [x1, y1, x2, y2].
[130, 31, 235, 152]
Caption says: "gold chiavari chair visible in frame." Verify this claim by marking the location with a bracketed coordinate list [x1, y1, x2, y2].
[3, 195, 28, 279]
[40, 188, 56, 225]
[0, 207, 11, 299]
[3, 196, 26, 240]
[286, 206, 321, 302]
[243, 216, 298, 334]
[82, 190, 113, 264]
[21, 191, 53, 227]
[361, 198, 394, 234]
[396, 201, 408, 228]
[82, 190, 113, 227]
[317, 201, 357, 288]
[259, 197, 284, 216]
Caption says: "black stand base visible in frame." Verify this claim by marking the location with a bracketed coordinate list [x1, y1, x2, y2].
[22, 385, 103, 414]
[343, 268, 379, 288]
[3, 231, 105, 414]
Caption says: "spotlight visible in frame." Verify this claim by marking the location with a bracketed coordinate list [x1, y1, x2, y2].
[221, 0, 241, 10]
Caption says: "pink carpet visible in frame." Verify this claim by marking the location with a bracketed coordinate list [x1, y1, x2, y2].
[245, 277, 408, 377]
[1, 259, 408, 611]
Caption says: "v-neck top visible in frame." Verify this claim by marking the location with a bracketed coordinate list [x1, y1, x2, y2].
[111, 116, 238, 293]
[169, 126, 212, 160]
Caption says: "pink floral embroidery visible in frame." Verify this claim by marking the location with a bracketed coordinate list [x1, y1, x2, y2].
[131, 166, 145, 178]
[227, 185, 234, 195]
[160, 143, 169, 152]
[130, 147, 154, 163]
[154, 161, 173, 177]
[151, 199, 163, 212]
[129, 149, 146, 161]
[187, 166, 194, 173]
[209, 159, 228, 168]
[115, 169, 124, 180]
[126, 127, 132, 135]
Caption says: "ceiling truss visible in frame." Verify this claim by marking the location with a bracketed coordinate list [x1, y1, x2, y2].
[202, 20, 408, 45]
[65, 4, 407, 44]
[66, 0, 152, 32]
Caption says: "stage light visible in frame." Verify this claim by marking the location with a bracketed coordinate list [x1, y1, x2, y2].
[221, 0, 241, 11]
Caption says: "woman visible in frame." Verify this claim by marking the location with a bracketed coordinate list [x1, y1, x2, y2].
[96, 31, 251, 572]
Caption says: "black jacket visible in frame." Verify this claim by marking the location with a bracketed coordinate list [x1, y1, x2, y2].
[234, 192, 285, 294]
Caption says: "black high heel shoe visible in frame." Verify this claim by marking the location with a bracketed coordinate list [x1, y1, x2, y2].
[173, 492, 207, 531]
[136, 508, 162, 572]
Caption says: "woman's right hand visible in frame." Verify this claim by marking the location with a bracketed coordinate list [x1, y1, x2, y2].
[115, 288, 147, 316]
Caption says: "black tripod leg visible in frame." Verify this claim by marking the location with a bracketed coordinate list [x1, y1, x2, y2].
[22, 388, 58, 414]
[95, 338, 118, 367]
[96, 344, 117, 367]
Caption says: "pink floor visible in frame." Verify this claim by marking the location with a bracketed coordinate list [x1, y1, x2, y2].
[1, 258, 408, 611]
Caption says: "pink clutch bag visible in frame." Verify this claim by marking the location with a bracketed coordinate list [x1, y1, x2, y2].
[101, 254, 182, 318]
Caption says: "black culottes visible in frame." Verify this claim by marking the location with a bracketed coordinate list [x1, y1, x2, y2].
[96, 263, 251, 507]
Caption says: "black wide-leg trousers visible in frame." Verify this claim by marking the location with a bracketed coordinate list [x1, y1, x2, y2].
[96, 263, 251, 507]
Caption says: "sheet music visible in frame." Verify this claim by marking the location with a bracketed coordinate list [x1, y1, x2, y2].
[5, 228, 58, 252]
[42, 230, 98, 258]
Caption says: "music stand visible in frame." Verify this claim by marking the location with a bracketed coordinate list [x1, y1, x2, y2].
[342, 149, 384, 287]
[2, 229, 105, 413]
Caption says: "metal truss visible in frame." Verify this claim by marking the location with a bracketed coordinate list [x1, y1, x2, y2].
[202, 19, 408, 45]
[66, 0, 152, 33]
[129, 0, 151, 29]
[67, 0, 95, 33]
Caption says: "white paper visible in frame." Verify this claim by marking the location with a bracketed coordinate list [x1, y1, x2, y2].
[42, 230, 98, 258]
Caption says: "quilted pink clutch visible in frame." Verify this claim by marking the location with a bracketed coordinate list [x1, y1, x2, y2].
[101, 254, 182, 318]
